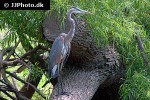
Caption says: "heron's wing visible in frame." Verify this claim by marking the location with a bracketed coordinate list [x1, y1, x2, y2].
[48, 36, 64, 78]
[62, 43, 70, 67]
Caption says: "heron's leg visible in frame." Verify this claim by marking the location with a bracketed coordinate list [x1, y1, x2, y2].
[59, 62, 64, 94]
[58, 62, 70, 96]
[58, 78, 60, 95]
[57, 64, 61, 95]
[60, 63, 70, 95]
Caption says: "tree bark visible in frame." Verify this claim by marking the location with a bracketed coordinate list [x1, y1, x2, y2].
[50, 46, 124, 100]
[42, 12, 125, 100]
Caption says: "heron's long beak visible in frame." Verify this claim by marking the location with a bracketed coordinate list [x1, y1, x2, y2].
[85, 11, 93, 14]
[78, 9, 93, 14]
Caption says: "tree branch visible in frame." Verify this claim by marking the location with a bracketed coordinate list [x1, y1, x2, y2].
[0, 50, 14, 88]
[0, 89, 16, 100]
[1, 59, 26, 66]
[7, 44, 49, 61]
[0, 96, 7, 100]
[11, 72, 19, 90]
[135, 36, 150, 72]
[1, 45, 48, 71]
[0, 49, 27, 100]
[5, 71, 46, 99]
[5, 40, 20, 61]
[21, 44, 49, 59]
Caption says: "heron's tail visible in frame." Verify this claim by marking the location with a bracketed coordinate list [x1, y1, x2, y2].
[48, 64, 58, 85]
[50, 65, 58, 79]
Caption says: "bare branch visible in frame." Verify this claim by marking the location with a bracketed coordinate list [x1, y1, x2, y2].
[21, 44, 49, 59]
[0, 50, 14, 88]
[135, 36, 150, 72]
[0, 44, 49, 70]
[16, 65, 28, 73]
[0, 96, 7, 100]
[0, 44, 48, 99]
[11, 72, 19, 90]
[0, 59, 30, 69]
[5, 71, 46, 99]
[0, 89, 16, 100]
[8, 45, 49, 61]
[0, 69, 23, 99]
[0, 49, 24, 100]
[2, 59, 22, 66]
[5, 40, 20, 61]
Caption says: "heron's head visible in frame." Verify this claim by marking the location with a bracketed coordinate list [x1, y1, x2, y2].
[60, 33, 67, 36]
[71, 6, 92, 14]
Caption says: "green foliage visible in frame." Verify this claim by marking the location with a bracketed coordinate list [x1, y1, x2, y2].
[120, 71, 150, 100]
[34, 74, 53, 100]
[0, 0, 150, 99]
[0, 10, 49, 99]
[0, 10, 45, 48]
[30, 63, 43, 81]
[51, 0, 150, 99]
[48, 0, 70, 28]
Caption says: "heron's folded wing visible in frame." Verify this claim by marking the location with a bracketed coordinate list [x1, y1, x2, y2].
[48, 36, 64, 77]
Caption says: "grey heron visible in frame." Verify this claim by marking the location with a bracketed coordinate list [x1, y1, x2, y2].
[48, 6, 91, 95]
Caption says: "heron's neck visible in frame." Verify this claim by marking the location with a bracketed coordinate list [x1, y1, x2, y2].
[65, 10, 75, 42]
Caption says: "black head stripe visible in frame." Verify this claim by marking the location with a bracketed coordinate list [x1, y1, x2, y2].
[71, 6, 81, 11]
[71, 6, 76, 9]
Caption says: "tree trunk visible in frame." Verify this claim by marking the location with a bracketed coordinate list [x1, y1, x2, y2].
[42, 12, 125, 100]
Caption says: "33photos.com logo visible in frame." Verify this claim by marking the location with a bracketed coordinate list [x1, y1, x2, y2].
[1, 0, 50, 10]
[4, 2, 44, 8]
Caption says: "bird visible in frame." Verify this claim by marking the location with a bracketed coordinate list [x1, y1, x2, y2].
[48, 6, 92, 95]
